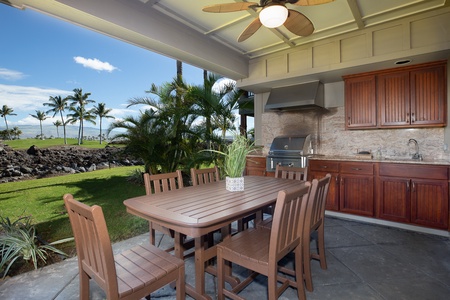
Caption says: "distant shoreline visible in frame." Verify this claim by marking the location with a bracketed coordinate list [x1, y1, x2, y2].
[0, 125, 120, 139]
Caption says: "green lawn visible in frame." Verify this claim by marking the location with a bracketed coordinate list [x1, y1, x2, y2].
[0, 166, 148, 255]
[3, 138, 122, 150]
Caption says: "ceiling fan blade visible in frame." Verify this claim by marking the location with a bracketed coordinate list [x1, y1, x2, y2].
[284, 9, 314, 36]
[238, 18, 262, 42]
[202, 2, 258, 13]
[293, 0, 335, 6]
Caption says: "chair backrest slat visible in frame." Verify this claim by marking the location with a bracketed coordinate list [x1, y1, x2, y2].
[275, 165, 308, 181]
[64, 194, 118, 298]
[269, 182, 311, 263]
[143, 170, 184, 195]
[190, 166, 220, 186]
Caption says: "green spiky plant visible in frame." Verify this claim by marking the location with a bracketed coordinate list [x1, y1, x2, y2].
[0, 215, 72, 278]
[208, 133, 255, 178]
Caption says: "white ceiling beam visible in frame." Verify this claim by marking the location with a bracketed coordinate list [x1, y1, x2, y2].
[346, 0, 365, 29]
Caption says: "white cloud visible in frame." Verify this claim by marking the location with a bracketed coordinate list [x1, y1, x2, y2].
[73, 56, 118, 72]
[0, 68, 26, 81]
[0, 84, 72, 112]
[17, 115, 59, 126]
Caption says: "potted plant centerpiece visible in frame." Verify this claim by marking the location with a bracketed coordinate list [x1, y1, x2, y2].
[220, 134, 255, 192]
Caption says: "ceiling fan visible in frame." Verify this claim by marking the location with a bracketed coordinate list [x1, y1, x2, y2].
[202, 0, 335, 42]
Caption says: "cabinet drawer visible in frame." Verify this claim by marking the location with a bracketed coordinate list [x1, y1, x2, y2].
[379, 163, 448, 180]
[309, 160, 339, 172]
[340, 162, 373, 175]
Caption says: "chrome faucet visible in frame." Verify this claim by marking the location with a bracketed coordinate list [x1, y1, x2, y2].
[408, 139, 423, 160]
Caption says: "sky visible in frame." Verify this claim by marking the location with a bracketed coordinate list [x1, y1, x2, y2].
[0, 3, 236, 136]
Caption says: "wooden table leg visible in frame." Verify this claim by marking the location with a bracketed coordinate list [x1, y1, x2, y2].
[194, 236, 208, 298]
[174, 232, 185, 259]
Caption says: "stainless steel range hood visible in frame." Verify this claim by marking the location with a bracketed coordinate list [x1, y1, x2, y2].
[265, 81, 324, 111]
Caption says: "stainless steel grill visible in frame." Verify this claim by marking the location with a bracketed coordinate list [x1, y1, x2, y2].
[266, 134, 312, 172]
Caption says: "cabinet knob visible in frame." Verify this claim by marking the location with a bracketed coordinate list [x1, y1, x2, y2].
[411, 112, 415, 123]
[351, 168, 362, 171]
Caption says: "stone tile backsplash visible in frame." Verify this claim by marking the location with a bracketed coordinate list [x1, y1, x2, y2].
[261, 107, 449, 161]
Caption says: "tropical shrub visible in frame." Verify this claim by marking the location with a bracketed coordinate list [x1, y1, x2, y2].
[0, 215, 72, 278]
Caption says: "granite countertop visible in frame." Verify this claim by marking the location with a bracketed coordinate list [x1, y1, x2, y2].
[308, 155, 450, 166]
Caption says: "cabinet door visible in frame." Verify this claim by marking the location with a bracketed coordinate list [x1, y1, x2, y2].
[378, 176, 410, 223]
[344, 75, 377, 129]
[411, 179, 449, 229]
[245, 156, 266, 176]
[339, 174, 374, 216]
[410, 64, 447, 126]
[378, 71, 410, 127]
[310, 171, 339, 211]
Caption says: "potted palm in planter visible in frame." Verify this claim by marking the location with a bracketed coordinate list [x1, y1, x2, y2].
[217, 134, 256, 191]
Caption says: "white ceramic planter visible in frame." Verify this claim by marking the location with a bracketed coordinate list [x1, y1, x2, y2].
[226, 176, 244, 192]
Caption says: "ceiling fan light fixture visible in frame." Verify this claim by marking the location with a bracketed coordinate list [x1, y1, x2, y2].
[259, 4, 288, 28]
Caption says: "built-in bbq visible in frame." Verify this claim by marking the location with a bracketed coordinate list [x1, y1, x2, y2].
[266, 134, 312, 172]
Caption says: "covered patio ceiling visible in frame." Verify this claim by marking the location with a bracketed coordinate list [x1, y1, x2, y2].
[2, 0, 450, 85]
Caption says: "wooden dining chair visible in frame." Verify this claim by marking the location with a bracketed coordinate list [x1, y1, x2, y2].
[275, 165, 308, 181]
[257, 165, 309, 228]
[64, 194, 185, 300]
[303, 173, 331, 291]
[190, 166, 220, 186]
[257, 173, 331, 292]
[217, 182, 311, 300]
[143, 170, 184, 248]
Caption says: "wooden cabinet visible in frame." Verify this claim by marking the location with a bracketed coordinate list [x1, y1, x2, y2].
[310, 159, 449, 230]
[339, 162, 374, 216]
[245, 156, 267, 176]
[378, 163, 449, 229]
[344, 75, 377, 129]
[410, 64, 446, 126]
[378, 71, 410, 127]
[378, 63, 446, 128]
[344, 60, 447, 130]
[308, 160, 339, 211]
[378, 176, 410, 223]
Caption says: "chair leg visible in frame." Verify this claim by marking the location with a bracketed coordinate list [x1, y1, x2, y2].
[79, 271, 90, 300]
[149, 222, 156, 246]
[217, 248, 225, 300]
[303, 233, 313, 292]
[268, 268, 278, 300]
[176, 265, 186, 300]
[317, 224, 327, 270]
[294, 246, 307, 300]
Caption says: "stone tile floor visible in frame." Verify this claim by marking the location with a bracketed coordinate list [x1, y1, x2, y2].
[1, 216, 449, 299]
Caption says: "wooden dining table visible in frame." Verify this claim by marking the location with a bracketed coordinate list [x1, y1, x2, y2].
[123, 175, 306, 300]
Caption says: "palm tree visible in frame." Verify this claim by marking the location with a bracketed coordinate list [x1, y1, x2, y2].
[0, 105, 17, 140]
[11, 126, 22, 140]
[44, 95, 69, 144]
[66, 106, 96, 144]
[92, 103, 115, 144]
[53, 120, 62, 138]
[123, 77, 200, 173]
[66, 88, 95, 144]
[188, 73, 238, 141]
[30, 110, 48, 139]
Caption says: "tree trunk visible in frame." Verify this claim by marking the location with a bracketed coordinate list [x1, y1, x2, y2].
[60, 111, 67, 144]
[99, 118, 103, 144]
[176, 60, 183, 81]
[40, 121, 43, 139]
